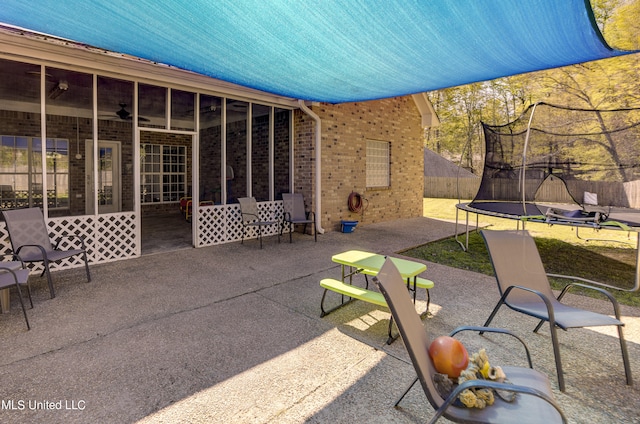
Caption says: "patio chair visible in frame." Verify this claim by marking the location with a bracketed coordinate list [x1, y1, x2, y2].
[2, 207, 91, 299]
[373, 259, 566, 424]
[0, 261, 33, 330]
[281, 193, 316, 243]
[480, 229, 632, 392]
[238, 197, 278, 249]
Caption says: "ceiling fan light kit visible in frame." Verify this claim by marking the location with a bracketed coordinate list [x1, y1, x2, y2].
[48, 80, 68, 99]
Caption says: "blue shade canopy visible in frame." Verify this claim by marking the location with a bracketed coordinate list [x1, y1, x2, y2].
[0, 0, 630, 103]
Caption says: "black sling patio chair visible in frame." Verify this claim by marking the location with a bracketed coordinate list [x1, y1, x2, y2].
[373, 259, 566, 424]
[3, 207, 91, 299]
[238, 197, 278, 249]
[480, 229, 632, 392]
[281, 193, 316, 243]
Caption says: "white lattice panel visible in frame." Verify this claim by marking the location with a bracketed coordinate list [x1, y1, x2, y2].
[46, 215, 97, 272]
[197, 205, 230, 246]
[0, 202, 283, 270]
[94, 213, 138, 262]
[197, 201, 285, 246]
[0, 225, 12, 258]
[0, 212, 138, 274]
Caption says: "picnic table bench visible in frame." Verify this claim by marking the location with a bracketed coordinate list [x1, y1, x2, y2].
[319, 250, 435, 344]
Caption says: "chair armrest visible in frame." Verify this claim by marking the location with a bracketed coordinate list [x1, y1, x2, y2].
[449, 326, 533, 368]
[16, 244, 47, 256]
[54, 235, 87, 250]
[431, 379, 567, 424]
[500, 285, 557, 325]
[548, 272, 628, 294]
[548, 274, 622, 319]
[0, 254, 25, 267]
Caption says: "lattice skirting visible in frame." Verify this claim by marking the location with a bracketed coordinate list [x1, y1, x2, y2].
[0, 201, 286, 273]
[0, 212, 138, 273]
[197, 201, 285, 247]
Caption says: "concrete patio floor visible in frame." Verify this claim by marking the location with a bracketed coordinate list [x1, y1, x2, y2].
[0, 216, 637, 423]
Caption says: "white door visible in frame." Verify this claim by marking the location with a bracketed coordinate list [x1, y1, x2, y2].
[86, 141, 121, 214]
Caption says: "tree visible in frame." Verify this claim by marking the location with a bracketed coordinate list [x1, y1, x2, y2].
[426, 0, 640, 178]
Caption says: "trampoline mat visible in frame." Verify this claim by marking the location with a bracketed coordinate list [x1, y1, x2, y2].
[467, 201, 543, 216]
[466, 201, 640, 228]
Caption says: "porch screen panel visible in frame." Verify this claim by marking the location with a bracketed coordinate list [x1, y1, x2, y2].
[0, 59, 41, 211]
[199, 95, 222, 204]
[273, 108, 291, 200]
[171, 89, 195, 131]
[226, 99, 247, 203]
[139, 84, 167, 129]
[252, 104, 270, 201]
[45, 67, 93, 216]
[97, 76, 134, 214]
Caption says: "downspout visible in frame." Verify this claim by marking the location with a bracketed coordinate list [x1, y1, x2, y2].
[298, 100, 325, 234]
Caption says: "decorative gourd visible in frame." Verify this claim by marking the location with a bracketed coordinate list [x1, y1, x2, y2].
[428, 336, 469, 378]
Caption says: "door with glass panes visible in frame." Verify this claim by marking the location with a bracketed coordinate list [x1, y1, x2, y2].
[85, 140, 121, 214]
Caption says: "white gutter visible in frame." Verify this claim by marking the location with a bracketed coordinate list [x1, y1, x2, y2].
[298, 100, 325, 234]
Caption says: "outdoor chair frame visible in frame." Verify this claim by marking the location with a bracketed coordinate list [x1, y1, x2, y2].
[238, 197, 278, 249]
[373, 259, 566, 424]
[280, 193, 316, 243]
[480, 229, 632, 392]
[2, 207, 91, 299]
[0, 260, 33, 330]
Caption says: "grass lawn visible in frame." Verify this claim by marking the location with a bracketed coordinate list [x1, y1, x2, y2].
[402, 198, 640, 307]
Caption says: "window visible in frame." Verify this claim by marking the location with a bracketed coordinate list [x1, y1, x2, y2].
[0, 135, 69, 209]
[140, 143, 186, 203]
[366, 140, 390, 188]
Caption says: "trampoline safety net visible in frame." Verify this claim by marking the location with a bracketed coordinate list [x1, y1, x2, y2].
[474, 102, 640, 213]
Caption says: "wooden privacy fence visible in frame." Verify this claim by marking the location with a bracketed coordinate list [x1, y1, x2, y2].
[424, 177, 480, 199]
[425, 176, 640, 209]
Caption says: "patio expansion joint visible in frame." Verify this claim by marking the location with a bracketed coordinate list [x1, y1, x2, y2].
[0, 290, 287, 369]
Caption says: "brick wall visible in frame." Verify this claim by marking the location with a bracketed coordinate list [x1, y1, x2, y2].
[294, 96, 424, 232]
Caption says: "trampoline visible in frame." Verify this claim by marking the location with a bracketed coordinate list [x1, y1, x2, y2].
[454, 103, 640, 292]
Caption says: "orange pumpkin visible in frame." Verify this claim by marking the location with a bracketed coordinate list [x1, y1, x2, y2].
[428, 336, 469, 378]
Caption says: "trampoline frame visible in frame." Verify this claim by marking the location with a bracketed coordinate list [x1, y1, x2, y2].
[454, 201, 640, 292]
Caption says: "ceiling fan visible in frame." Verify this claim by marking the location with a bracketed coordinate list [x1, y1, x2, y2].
[100, 103, 150, 122]
[116, 103, 132, 119]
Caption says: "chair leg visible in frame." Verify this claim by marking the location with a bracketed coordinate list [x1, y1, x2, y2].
[14, 283, 30, 330]
[480, 299, 504, 334]
[241, 225, 246, 244]
[386, 316, 399, 344]
[618, 326, 633, 386]
[258, 225, 263, 249]
[533, 319, 545, 333]
[83, 251, 91, 282]
[25, 282, 33, 309]
[394, 377, 419, 407]
[547, 324, 565, 392]
[42, 259, 55, 299]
